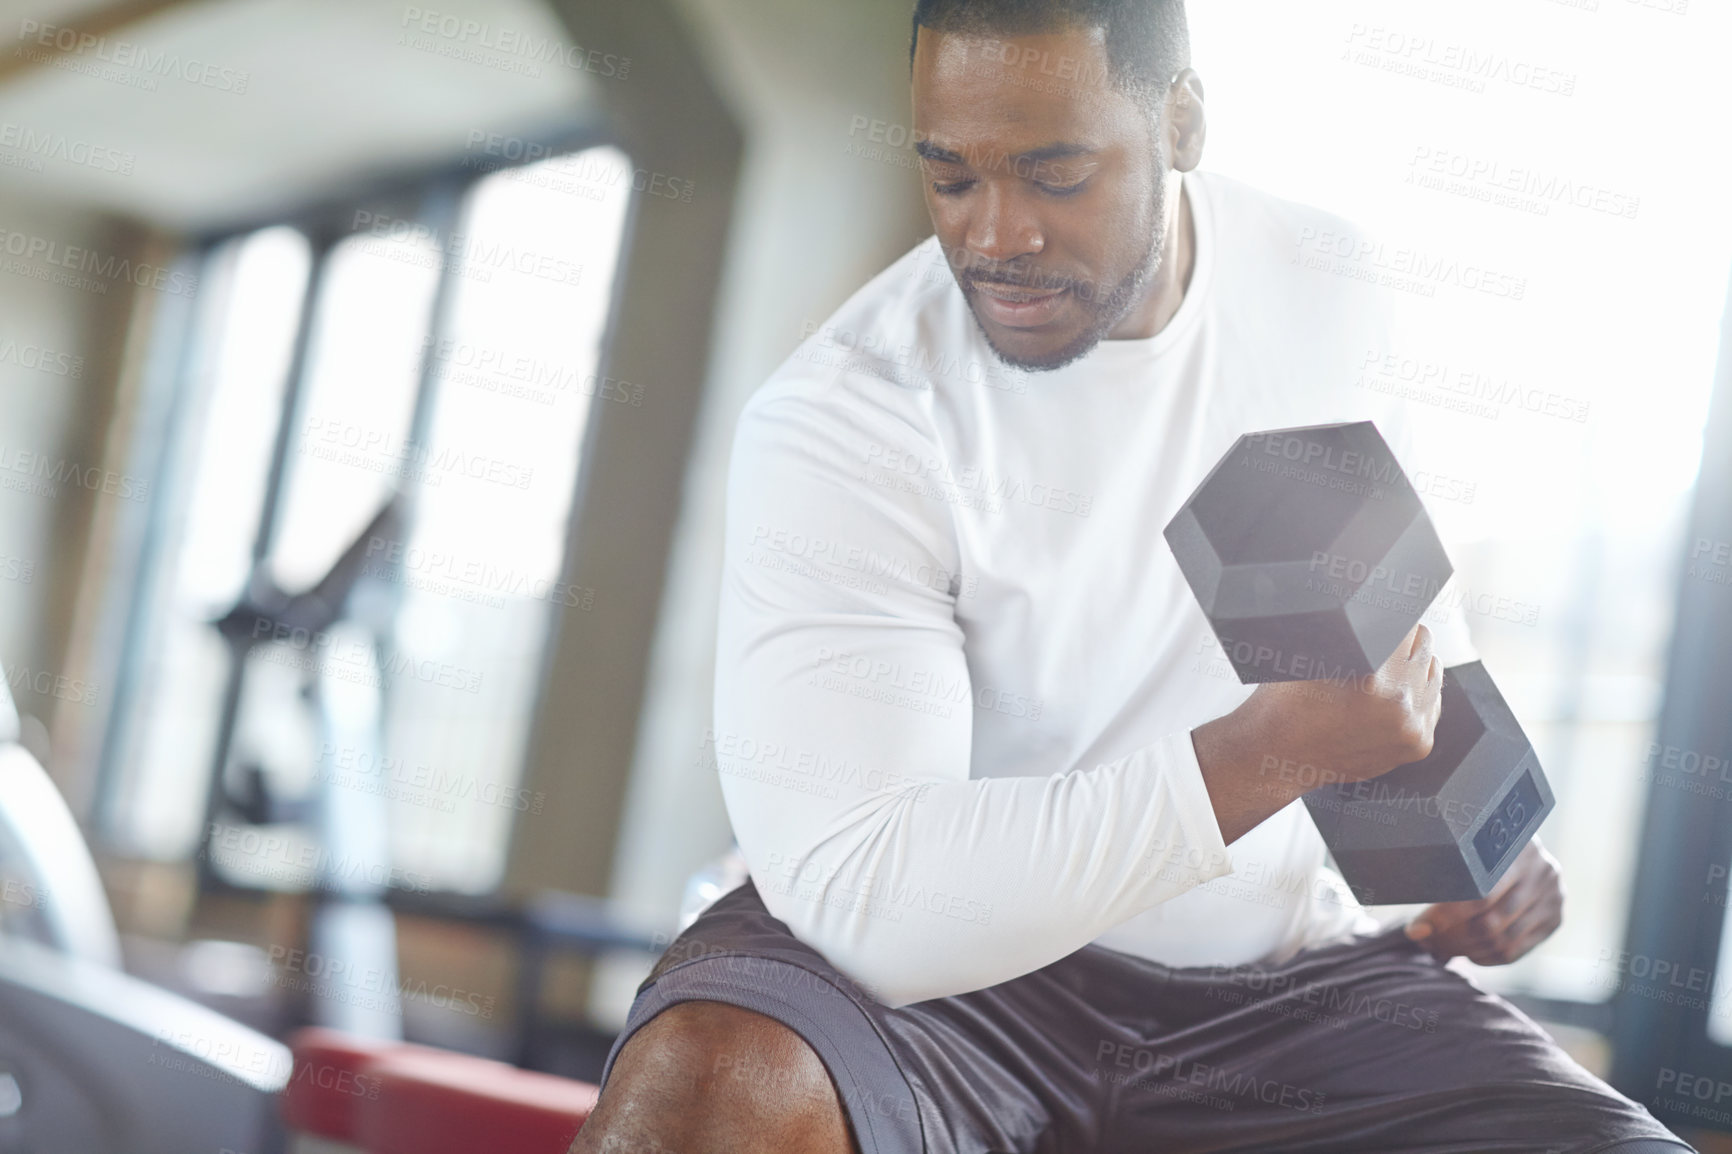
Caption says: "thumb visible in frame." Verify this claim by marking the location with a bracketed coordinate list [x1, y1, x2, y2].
[1405, 916, 1434, 941]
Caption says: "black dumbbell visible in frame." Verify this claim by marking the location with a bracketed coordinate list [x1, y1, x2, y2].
[1164, 421, 1553, 904]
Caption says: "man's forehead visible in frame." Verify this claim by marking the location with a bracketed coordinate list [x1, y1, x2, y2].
[915, 21, 1112, 76]
[911, 24, 1135, 146]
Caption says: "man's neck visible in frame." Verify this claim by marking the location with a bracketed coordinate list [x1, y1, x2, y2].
[1107, 177, 1195, 341]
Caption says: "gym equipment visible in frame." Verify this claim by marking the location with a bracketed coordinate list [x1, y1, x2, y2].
[208, 498, 408, 1040]
[0, 661, 624, 1153]
[0, 674, 290, 1153]
[1164, 421, 1553, 904]
[0, 936, 290, 1154]
[0, 742, 122, 968]
[284, 1027, 598, 1154]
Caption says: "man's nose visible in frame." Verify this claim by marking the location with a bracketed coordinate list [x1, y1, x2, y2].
[964, 182, 1043, 266]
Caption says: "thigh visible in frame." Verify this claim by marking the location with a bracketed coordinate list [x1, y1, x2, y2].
[1096, 929, 1691, 1153]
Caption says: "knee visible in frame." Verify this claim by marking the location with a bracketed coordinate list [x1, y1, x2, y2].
[572, 1001, 854, 1153]
[622, 1000, 839, 1109]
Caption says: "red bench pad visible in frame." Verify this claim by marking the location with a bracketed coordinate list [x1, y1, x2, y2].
[284, 1027, 598, 1151]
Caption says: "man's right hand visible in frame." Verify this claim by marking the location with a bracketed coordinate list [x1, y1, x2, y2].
[1247, 623, 1443, 784]
[1192, 624, 1444, 844]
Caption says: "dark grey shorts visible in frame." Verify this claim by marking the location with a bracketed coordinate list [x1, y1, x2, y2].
[600, 880, 1692, 1154]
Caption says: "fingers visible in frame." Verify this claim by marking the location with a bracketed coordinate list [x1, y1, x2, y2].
[1424, 654, 1444, 723]
[1374, 625, 1439, 702]
[1404, 621, 1444, 727]
[1408, 897, 1478, 943]
[1389, 625, 1439, 698]
[1405, 623, 1434, 663]
[1458, 881, 1561, 966]
[1504, 901, 1563, 963]
[1415, 845, 1565, 965]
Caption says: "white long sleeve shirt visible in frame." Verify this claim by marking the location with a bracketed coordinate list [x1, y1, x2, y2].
[713, 169, 1477, 1009]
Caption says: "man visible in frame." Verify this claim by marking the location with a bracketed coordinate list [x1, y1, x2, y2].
[573, 1, 1690, 1150]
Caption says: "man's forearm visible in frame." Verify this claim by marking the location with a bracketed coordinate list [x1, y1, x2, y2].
[1192, 696, 1311, 845]
[728, 730, 1235, 1007]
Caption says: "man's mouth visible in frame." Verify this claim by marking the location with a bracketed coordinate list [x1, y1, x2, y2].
[969, 279, 1070, 329]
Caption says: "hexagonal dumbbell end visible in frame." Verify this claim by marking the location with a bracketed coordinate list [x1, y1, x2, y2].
[1165, 421, 1454, 683]
[1302, 661, 1554, 904]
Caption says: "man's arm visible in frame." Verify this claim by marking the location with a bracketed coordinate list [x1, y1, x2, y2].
[716, 384, 1442, 1007]
[717, 386, 1242, 1006]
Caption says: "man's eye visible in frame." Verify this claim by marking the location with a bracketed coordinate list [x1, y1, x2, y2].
[1036, 180, 1088, 197]
[932, 179, 975, 196]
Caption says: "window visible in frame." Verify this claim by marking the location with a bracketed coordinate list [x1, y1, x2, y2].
[1188, 0, 1732, 1010]
[102, 226, 311, 859]
[101, 145, 634, 896]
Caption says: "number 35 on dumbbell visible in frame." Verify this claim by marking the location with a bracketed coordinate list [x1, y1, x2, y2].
[1164, 420, 1553, 905]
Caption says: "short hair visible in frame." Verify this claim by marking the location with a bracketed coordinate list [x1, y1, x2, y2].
[909, 0, 1190, 114]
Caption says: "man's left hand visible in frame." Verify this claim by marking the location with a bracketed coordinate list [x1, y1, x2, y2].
[1405, 841, 1564, 965]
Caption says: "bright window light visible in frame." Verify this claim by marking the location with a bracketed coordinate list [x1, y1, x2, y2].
[375, 144, 633, 891]
[268, 230, 440, 593]
[111, 226, 310, 857]
[1188, 0, 1732, 1001]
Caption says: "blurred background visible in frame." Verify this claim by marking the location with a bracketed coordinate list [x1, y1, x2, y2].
[0, 0, 1729, 1148]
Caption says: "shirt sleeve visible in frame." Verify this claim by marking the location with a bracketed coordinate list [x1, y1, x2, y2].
[713, 383, 1233, 1008]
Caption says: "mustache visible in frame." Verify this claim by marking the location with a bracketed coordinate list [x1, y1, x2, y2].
[942, 247, 1074, 294]
[962, 268, 1075, 294]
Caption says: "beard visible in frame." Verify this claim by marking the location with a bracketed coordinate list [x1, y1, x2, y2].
[955, 177, 1170, 373]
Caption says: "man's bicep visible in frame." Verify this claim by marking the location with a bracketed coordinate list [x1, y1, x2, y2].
[715, 600, 975, 873]
[715, 389, 974, 864]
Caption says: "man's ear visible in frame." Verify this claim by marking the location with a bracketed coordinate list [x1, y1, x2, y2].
[1167, 68, 1207, 173]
